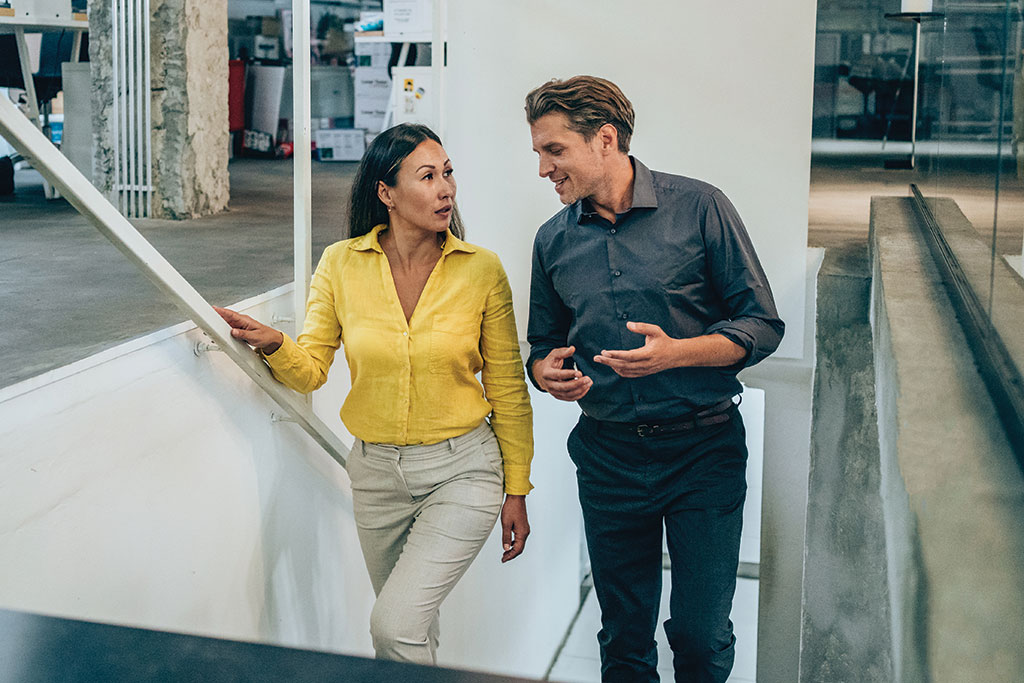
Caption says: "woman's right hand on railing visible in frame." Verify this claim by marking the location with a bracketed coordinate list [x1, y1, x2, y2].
[213, 306, 285, 355]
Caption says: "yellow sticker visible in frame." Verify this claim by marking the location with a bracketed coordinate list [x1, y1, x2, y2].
[403, 79, 414, 92]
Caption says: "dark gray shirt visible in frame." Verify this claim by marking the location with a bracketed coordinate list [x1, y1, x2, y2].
[526, 158, 784, 422]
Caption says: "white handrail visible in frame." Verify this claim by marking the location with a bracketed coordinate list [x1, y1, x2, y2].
[0, 95, 349, 470]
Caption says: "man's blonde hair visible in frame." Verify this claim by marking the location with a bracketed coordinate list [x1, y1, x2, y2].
[525, 75, 635, 153]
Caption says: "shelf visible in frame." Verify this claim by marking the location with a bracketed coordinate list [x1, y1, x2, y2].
[354, 32, 434, 43]
[884, 11, 946, 23]
[0, 15, 88, 30]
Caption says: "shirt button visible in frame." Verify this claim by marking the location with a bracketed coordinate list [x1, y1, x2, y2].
[403, 332, 408, 337]
[609, 228, 617, 234]
[620, 313, 628, 320]
[613, 270, 621, 277]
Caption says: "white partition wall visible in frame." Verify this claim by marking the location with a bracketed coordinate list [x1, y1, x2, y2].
[443, 4, 819, 681]
[0, 289, 370, 653]
[444, 1, 817, 361]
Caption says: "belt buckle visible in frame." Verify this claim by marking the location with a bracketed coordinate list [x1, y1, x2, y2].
[636, 424, 658, 438]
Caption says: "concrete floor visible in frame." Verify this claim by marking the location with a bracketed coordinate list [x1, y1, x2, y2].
[0, 159, 356, 388]
[2, 153, 1023, 389]
[808, 154, 1024, 254]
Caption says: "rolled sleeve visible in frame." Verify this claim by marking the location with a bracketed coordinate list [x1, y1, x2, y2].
[702, 191, 785, 367]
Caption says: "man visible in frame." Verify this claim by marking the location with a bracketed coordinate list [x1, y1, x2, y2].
[524, 76, 784, 683]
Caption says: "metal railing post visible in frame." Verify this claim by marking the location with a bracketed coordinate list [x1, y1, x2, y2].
[292, 0, 312, 350]
[432, 0, 445, 140]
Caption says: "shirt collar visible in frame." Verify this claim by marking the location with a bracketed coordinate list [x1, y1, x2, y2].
[578, 156, 659, 223]
[630, 158, 658, 209]
[347, 223, 476, 254]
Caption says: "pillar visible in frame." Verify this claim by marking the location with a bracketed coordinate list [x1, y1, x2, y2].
[90, 0, 229, 219]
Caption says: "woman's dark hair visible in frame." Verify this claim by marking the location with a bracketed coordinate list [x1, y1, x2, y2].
[347, 123, 465, 240]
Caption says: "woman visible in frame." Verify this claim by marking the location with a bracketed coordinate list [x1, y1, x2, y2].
[214, 124, 533, 664]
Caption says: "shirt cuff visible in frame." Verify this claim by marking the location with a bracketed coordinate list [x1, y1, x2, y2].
[503, 465, 534, 495]
[704, 324, 756, 369]
[260, 333, 299, 372]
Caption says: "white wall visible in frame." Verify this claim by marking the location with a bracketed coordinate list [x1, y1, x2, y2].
[0, 286, 582, 678]
[443, 9, 818, 679]
[444, 1, 817, 361]
[0, 288, 369, 651]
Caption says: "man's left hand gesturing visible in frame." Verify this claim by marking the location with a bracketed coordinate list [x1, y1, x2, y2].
[592, 322, 682, 378]
[594, 322, 748, 377]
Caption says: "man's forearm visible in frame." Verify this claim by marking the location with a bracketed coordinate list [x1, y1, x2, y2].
[671, 334, 747, 368]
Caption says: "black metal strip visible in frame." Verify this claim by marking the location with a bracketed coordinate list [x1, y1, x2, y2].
[908, 184, 1024, 472]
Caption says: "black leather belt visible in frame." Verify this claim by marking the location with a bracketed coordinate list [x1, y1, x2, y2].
[591, 396, 739, 438]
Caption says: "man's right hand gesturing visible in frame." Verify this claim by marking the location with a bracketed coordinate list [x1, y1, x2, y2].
[532, 346, 592, 402]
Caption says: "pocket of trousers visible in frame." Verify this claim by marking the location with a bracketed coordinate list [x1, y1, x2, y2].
[479, 433, 504, 481]
[345, 438, 362, 478]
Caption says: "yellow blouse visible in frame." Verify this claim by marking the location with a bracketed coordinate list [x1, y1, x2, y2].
[263, 224, 534, 494]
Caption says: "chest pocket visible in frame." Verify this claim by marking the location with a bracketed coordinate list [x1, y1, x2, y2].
[658, 252, 706, 293]
[429, 312, 482, 375]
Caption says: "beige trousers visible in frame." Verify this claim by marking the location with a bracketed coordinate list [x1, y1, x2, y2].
[347, 420, 504, 664]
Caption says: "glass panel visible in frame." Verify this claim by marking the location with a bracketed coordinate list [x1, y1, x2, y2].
[928, 2, 1016, 311]
[810, 0, 1022, 362]
[994, 5, 1024, 284]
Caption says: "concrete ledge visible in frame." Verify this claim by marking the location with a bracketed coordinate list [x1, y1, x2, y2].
[869, 197, 1024, 682]
[801, 245, 892, 681]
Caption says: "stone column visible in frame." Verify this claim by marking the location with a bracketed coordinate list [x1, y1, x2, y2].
[91, 0, 229, 219]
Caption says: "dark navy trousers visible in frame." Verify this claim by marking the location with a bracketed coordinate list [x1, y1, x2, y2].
[567, 405, 747, 683]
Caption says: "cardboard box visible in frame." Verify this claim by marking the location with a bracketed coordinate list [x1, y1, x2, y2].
[316, 128, 366, 162]
[254, 35, 280, 60]
[261, 17, 282, 37]
[354, 41, 392, 68]
[353, 66, 392, 134]
[354, 67, 392, 101]
[242, 129, 275, 157]
[355, 105, 388, 134]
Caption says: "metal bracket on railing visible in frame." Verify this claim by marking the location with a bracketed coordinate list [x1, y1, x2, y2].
[193, 339, 222, 356]
[271, 314, 294, 325]
[271, 411, 298, 423]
